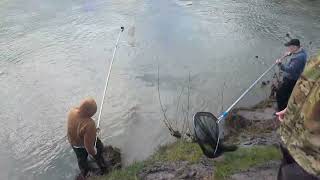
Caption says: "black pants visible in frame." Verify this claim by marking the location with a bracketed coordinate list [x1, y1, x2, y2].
[73, 138, 108, 176]
[276, 78, 297, 111]
[277, 145, 320, 180]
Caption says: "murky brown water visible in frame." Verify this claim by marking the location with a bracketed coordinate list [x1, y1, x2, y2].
[0, 0, 319, 179]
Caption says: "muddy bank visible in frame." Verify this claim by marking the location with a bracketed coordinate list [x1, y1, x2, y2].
[138, 160, 213, 180]
[230, 161, 280, 180]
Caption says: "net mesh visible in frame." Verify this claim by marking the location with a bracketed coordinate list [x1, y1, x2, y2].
[193, 112, 220, 158]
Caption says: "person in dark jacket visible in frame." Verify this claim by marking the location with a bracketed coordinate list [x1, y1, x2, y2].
[275, 39, 307, 111]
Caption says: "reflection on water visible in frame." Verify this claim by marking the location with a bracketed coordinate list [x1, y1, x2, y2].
[0, 0, 319, 179]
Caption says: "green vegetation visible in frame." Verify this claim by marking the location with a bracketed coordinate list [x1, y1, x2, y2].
[96, 141, 281, 180]
[95, 162, 145, 180]
[151, 140, 203, 163]
[214, 146, 282, 180]
[96, 141, 203, 180]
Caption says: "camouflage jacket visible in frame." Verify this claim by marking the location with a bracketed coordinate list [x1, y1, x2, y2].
[280, 53, 320, 176]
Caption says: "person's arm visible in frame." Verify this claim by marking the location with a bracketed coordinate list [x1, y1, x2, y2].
[275, 52, 292, 65]
[279, 58, 302, 75]
[84, 120, 97, 156]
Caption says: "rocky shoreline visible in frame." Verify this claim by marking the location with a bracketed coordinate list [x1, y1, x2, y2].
[91, 98, 283, 180]
[138, 99, 281, 180]
[225, 99, 281, 147]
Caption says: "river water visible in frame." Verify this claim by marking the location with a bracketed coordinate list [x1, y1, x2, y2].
[0, 0, 319, 179]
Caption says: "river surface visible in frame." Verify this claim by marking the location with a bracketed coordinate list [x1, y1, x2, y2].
[0, 0, 320, 179]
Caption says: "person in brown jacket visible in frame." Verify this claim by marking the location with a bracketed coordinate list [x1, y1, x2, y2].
[67, 98, 108, 177]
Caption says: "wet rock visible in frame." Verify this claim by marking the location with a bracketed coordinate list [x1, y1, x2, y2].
[85, 144, 122, 178]
[188, 170, 197, 177]
[225, 112, 252, 131]
[224, 100, 281, 146]
[179, 170, 197, 179]
[230, 161, 280, 180]
[236, 108, 275, 122]
[102, 145, 122, 170]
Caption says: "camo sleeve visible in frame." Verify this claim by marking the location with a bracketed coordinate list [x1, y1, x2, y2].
[280, 53, 320, 176]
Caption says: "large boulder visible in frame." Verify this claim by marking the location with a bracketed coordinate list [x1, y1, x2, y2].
[102, 145, 122, 170]
[81, 144, 121, 179]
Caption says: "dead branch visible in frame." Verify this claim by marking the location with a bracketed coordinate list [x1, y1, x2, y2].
[186, 72, 192, 135]
[175, 85, 185, 130]
[157, 66, 174, 132]
[156, 67, 193, 139]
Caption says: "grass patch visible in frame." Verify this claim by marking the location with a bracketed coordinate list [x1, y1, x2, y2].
[96, 162, 145, 180]
[214, 146, 281, 180]
[95, 141, 203, 180]
[151, 141, 203, 163]
[95, 142, 281, 180]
